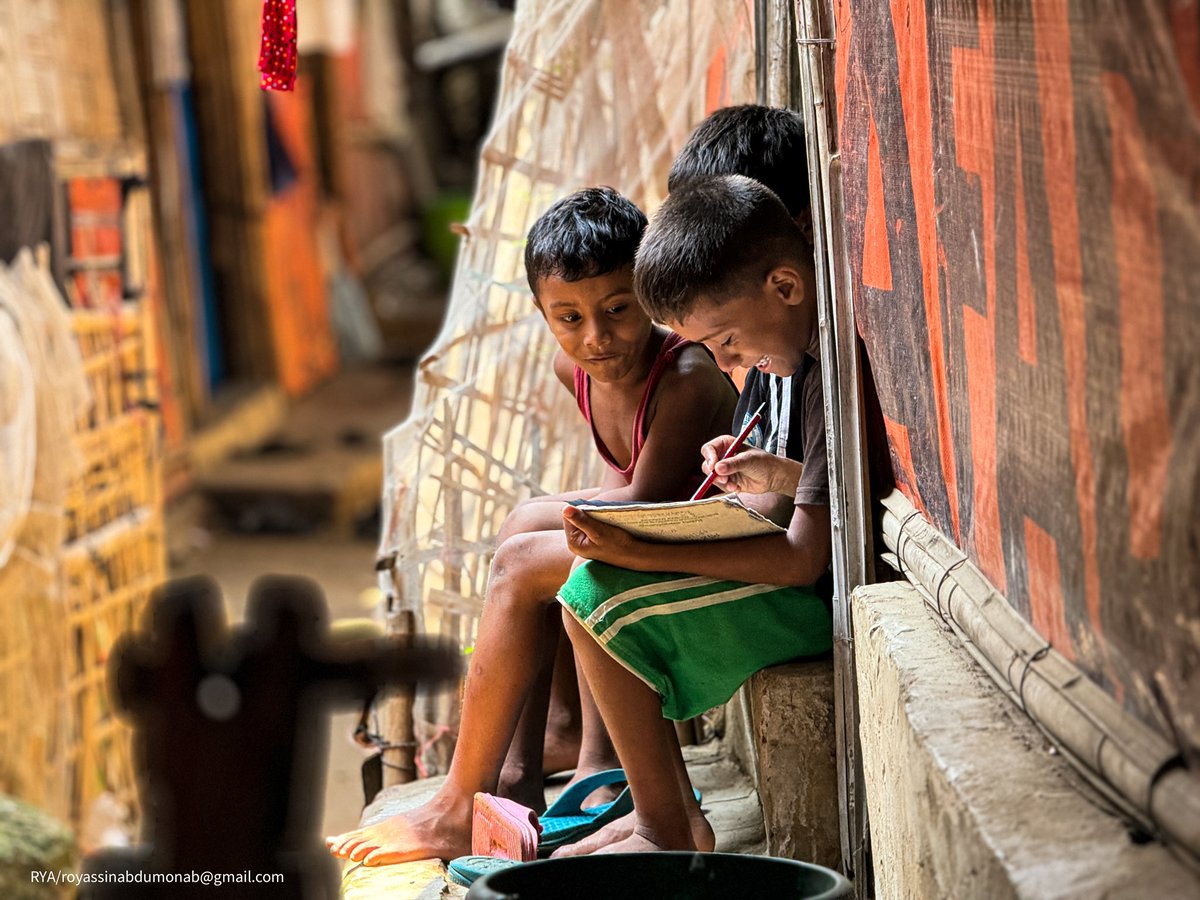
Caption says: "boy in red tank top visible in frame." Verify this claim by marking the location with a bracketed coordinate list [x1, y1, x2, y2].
[326, 187, 736, 865]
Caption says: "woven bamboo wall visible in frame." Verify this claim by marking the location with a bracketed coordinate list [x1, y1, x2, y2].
[61, 304, 165, 830]
[0, 0, 124, 143]
[0, 251, 88, 819]
[0, 146, 167, 847]
[377, 0, 756, 773]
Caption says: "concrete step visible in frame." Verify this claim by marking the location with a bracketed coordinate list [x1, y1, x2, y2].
[747, 659, 840, 871]
[193, 365, 414, 536]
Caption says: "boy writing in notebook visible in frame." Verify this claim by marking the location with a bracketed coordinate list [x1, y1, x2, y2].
[326, 187, 736, 865]
[557, 172, 833, 854]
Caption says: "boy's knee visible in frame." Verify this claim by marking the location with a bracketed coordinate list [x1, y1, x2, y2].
[490, 533, 534, 581]
[497, 500, 536, 542]
[497, 499, 563, 542]
[488, 533, 562, 608]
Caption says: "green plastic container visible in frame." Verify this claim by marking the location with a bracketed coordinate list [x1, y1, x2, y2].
[465, 852, 852, 899]
[422, 191, 472, 281]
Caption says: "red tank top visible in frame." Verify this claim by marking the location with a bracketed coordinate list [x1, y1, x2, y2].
[574, 331, 692, 483]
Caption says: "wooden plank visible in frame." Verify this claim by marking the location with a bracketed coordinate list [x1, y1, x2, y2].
[794, 0, 874, 887]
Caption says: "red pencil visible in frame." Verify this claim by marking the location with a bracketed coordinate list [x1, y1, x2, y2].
[689, 402, 767, 501]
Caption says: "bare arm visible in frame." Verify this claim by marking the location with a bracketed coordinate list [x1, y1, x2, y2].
[562, 500, 832, 588]
[738, 491, 799, 527]
[589, 346, 737, 504]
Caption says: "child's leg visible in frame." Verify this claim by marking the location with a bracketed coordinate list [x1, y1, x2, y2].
[498, 606, 564, 810]
[560, 609, 698, 852]
[325, 531, 576, 865]
[572, 657, 620, 778]
[501, 610, 622, 810]
[544, 631, 584, 774]
[496, 488, 603, 542]
[551, 717, 711, 857]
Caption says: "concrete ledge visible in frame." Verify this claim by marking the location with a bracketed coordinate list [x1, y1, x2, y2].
[748, 660, 840, 869]
[188, 384, 288, 476]
[853, 581, 1200, 899]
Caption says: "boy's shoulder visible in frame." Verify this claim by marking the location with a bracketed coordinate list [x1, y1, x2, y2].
[672, 340, 720, 372]
[656, 340, 731, 393]
[552, 348, 576, 392]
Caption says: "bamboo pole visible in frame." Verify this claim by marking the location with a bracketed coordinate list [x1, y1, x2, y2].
[793, 0, 873, 885]
[880, 489, 1200, 868]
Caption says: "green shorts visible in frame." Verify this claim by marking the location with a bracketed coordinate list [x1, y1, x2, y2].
[558, 561, 833, 721]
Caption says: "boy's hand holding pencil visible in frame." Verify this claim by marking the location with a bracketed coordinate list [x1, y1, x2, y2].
[699, 404, 805, 497]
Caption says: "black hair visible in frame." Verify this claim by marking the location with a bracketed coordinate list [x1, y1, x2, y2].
[633, 174, 808, 323]
[524, 187, 648, 296]
[667, 105, 810, 219]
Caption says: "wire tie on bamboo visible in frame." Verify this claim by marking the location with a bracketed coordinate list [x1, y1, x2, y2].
[1145, 752, 1186, 834]
[414, 724, 456, 779]
[933, 556, 968, 621]
[1015, 643, 1052, 714]
[894, 511, 919, 581]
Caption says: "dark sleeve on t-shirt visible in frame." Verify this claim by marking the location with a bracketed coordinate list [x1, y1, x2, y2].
[794, 358, 830, 507]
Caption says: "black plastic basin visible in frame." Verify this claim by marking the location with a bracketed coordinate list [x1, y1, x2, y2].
[465, 852, 852, 899]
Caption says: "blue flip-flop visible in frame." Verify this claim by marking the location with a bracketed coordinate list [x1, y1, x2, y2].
[537, 768, 634, 852]
[446, 855, 523, 888]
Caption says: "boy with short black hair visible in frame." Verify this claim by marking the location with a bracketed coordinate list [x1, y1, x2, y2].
[557, 173, 833, 854]
[667, 104, 810, 220]
[326, 186, 736, 865]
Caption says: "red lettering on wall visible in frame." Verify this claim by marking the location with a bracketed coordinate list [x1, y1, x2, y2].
[1014, 124, 1037, 365]
[884, 416, 929, 521]
[1171, 1, 1200, 117]
[962, 307, 1006, 592]
[951, 1, 1003, 588]
[835, 0, 853, 134]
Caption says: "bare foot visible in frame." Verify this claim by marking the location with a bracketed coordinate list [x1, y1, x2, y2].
[325, 791, 472, 866]
[549, 801, 713, 858]
[596, 821, 694, 854]
[549, 812, 634, 858]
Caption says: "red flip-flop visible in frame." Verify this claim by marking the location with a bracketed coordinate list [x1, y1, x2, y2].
[471, 793, 541, 861]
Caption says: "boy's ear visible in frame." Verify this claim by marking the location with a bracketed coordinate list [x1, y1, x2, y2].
[767, 266, 807, 307]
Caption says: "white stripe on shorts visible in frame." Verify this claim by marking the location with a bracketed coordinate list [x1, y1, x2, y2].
[597, 582, 780, 643]
[585, 575, 715, 627]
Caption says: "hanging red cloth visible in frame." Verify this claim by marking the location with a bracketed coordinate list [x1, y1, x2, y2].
[258, 0, 297, 91]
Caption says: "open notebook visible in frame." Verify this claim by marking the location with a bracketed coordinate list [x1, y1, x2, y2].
[569, 494, 785, 542]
